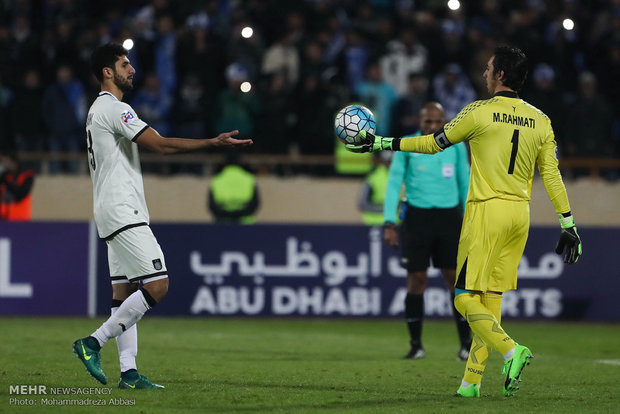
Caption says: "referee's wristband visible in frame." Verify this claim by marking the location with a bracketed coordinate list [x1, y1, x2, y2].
[383, 222, 396, 229]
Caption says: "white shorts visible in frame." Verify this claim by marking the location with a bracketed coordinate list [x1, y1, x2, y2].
[106, 224, 168, 285]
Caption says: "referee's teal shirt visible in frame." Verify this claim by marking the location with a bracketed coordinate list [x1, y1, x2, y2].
[383, 131, 470, 224]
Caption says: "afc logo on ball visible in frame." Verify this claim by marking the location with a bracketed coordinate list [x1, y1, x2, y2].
[121, 111, 135, 123]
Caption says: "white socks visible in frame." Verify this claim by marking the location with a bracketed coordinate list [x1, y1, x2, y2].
[92, 290, 151, 347]
[504, 347, 516, 361]
[111, 306, 138, 373]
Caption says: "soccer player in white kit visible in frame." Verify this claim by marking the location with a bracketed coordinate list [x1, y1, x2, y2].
[72, 43, 253, 388]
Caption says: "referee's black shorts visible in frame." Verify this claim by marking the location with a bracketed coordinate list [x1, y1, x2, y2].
[400, 205, 462, 272]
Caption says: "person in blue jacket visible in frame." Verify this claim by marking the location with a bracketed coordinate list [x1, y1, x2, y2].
[383, 102, 471, 360]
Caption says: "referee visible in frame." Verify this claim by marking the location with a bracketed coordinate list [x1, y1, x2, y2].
[383, 102, 471, 360]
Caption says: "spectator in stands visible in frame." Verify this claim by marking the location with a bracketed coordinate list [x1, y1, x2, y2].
[295, 41, 338, 174]
[380, 26, 428, 97]
[434, 19, 470, 74]
[171, 73, 208, 174]
[176, 23, 225, 109]
[355, 61, 397, 137]
[42, 64, 86, 174]
[131, 72, 173, 137]
[256, 72, 291, 157]
[525, 63, 566, 147]
[391, 73, 429, 138]
[565, 72, 614, 178]
[154, 15, 178, 95]
[0, 75, 13, 151]
[7, 15, 40, 86]
[342, 28, 370, 94]
[213, 63, 259, 142]
[431, 63, 476, 120]
[261, 30, 300, 91]
[12, 70, 46, 171]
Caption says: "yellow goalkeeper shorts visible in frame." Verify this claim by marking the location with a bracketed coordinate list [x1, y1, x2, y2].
[455, 198, 529, 292]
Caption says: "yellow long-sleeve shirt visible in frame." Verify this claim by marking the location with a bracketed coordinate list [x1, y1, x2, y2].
[398, 91, 570, 215]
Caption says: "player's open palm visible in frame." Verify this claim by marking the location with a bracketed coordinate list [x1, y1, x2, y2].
[212, 130, 253, 147]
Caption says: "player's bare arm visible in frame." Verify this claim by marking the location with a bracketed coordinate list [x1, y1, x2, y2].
[134, 127, 253, 155]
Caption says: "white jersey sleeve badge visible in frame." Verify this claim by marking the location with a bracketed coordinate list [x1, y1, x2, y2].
[121, 110, 136, 123]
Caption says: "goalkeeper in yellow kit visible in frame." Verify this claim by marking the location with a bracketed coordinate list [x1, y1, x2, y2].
[346, 46, 582, 397]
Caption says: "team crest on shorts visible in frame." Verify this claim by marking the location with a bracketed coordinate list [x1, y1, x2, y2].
[152, 259, 163, 270]
[121, 111, 135, 123]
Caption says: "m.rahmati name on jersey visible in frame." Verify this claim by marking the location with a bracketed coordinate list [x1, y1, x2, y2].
[121, 111, 135, 123]
[492, 112, 535, 128]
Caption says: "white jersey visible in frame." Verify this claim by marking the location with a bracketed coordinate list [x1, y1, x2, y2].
[86, 91, 150, 239]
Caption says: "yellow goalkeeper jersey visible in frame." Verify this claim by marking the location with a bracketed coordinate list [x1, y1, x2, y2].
[400, 91, 570, 214]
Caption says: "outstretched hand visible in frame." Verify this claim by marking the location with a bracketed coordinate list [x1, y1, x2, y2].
[345, 130, 377, 153]
[213, 130, 254, 147]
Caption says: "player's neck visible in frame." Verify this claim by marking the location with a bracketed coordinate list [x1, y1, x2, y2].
[493, 84, 515, 95]
[101, 82, 124, 101]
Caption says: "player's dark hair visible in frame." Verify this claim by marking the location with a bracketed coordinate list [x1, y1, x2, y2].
[492, 46, 528, 92]
[90, 43, 129, 83]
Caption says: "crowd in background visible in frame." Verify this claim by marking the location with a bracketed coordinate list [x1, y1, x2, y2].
[0, 0, 618, 177]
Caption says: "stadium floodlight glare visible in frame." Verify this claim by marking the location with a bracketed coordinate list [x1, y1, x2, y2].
[240, 81, 252, 93]
[562, 18, 575, 31]
[122, 38, 134, 50]
[241, 26, 254, 39]
[447, 0, 460, 10]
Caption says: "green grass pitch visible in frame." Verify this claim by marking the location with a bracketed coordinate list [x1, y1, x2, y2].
[0, 317, 618, 413]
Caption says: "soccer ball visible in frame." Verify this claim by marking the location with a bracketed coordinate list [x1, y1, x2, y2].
[334, 104, 376, 145]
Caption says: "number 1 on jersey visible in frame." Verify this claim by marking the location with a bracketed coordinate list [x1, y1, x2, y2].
[508, 129, 519, 174]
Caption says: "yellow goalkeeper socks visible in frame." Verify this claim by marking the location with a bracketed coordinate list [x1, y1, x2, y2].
[455, 292, 516, 360]
[460, 291, 508, 384]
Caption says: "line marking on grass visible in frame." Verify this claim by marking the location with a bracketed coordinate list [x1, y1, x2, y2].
[595, 360, 620, 366]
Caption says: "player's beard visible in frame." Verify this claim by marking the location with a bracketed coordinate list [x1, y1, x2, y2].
[487, 73, 498, 96]
[113, 73, 133, 92]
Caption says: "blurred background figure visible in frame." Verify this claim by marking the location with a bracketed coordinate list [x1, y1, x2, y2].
[131, 72, 173, 173]
[380, 26, 428, 97]
[213, 63, 259, 143]
[131, 72, 173, 137]
[171, 73, 208, 174]
[0, 74, 13, 152]
[391, 72, 429, 138]
[565, 72, 614, 179]
[355, 61, 397, 137]
[358, 152, 391, 226]
[261, 30, 299, 91]
[11, 70, 46, 172]
[431, 63, 475, 121]
[0, 150, 35, 221]
[525, 63, 566, 147]
[42, 64, 86, 174]
[208, 153, 259, 224]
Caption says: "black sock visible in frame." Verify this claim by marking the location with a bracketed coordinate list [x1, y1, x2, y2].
[405, 293, 424, 347]
[85, 336, 101, 351]
[121, 368, 138, 378]
[452, 293, 471, 347]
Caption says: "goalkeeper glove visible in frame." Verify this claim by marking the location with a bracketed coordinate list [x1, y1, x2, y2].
[345, 130, 396, 153]
[554, 214, 582, 264]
